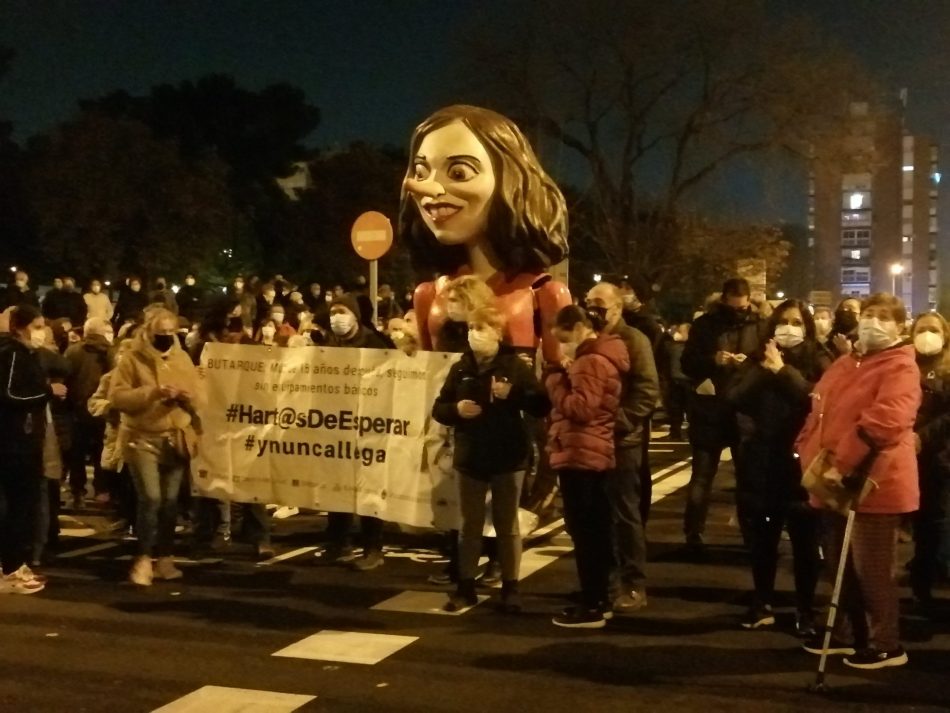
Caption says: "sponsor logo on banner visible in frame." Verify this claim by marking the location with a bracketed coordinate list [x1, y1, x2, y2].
[194, 343, 461, 529]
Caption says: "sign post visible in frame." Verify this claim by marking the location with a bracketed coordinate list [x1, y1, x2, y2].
[350, 211, 394, 325]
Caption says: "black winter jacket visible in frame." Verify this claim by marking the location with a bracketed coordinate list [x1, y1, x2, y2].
[0, 335, 51, 455]
[432, 346, 551, 478]
[65, 335, 113, 417]
[915, 357, 950, 482]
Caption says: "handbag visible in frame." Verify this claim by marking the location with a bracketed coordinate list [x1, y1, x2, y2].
[800, 396, 878, 516]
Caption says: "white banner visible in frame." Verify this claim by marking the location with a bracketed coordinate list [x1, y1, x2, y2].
[192, 343, 461, 530]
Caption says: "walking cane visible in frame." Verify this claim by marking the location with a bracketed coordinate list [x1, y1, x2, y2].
[808, 505, 856, 695]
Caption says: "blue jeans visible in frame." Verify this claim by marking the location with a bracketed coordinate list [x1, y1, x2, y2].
[127, 437, 185, 557]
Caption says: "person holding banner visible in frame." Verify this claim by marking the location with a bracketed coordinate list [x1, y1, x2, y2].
[545, 305, 630, 629]
[109, 308, 204, 587]
[433, 306, 550, 612]
[322, 293, 393, 571]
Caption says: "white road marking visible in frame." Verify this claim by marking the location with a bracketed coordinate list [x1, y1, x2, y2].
[153, 686, 314, 713]
[372, 590, 488, 616]
[256, 546, 318, 566]
[273, 631, 417, 665]
[60, 527, 97, 538]
[57, 542, 119, 558]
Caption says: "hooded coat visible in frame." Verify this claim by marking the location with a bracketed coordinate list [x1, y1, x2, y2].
[0, 334, 50, 455]
[545, 333, 630, 472]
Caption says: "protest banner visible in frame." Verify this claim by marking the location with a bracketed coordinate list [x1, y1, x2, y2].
[192, 342, 462, 530]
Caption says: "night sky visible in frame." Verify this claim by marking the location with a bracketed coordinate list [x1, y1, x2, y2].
[2, 0, 948, 221]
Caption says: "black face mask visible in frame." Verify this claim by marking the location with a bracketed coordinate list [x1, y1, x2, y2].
[833, 309, 858, 335]
[310, 329, 326, 345]
[152, 334, 175, 352]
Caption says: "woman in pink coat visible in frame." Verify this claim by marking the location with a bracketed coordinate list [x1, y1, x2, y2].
[545, 304, 629, 629]
[796, 293, 921, 670]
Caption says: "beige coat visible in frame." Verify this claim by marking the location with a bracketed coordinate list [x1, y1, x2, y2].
[89, 370, 124, 471]
[84, 291, 114, 322]
[108, 331, 205, 458]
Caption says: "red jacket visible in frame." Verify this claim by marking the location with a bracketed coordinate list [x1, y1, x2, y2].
[546, 334, 630, 472]
[796, 344, 921, 514]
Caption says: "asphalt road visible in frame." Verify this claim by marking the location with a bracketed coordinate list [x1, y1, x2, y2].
[2, 435, 948, 713]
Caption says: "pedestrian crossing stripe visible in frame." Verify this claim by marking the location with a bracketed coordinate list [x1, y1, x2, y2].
[153, 685, 314, 712]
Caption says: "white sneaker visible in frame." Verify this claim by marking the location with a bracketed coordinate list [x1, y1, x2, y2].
[2, 565, 46, 594]
[272, 506, 299, 520]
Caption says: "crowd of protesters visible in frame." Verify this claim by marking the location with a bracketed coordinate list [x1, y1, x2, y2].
[0, 268, 947, 671]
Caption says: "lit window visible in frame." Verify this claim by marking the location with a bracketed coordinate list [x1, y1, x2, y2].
[934, 172, 942, 184]
[903, 165, 914, 172]
[849, 193, 864, 209]
[903, 236, 910, 243]
[851, 250, 861, 260]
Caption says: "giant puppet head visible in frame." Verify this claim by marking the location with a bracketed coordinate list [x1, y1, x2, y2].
[399, 105, 568, 277]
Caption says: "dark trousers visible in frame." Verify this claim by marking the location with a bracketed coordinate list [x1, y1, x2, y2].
[607, 447, 647, 594]
[68, 414, 105, 495]
[326, 513, 384, 553]
[0, 453, 42, 575]
[684, 445, 733, 540]
[559, 469, 614, 609]
[639, 423, 653, 525]
[911, 471, 948, 601]
[738, 500, 820, 612]
[822, 511, 902, 652]
[667, 380, 691, 437]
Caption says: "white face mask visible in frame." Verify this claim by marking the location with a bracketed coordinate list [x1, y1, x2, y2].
[858, 317, 899, 352]
[621, 294, 637, 308]
[468, 328, 499, 355]
[261, 326, 276, 341]
[91, 285, 101, 293]
[103, 332, 115, 345]
[330, 313, 356, 336]
[814, 318, 832, 338]
[185, 278, 196, 286]
[30, 330, 46, 349]
[561, 341, 578, 359]
[914, 331, 944, 356]
[672, 332, 686, 342]
[271, 313, 284, 324]
[773, 325, 804, 349]
[390, 329, 405, 342]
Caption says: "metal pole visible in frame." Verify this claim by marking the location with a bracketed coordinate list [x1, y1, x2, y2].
[891, 273, 896, 295]
[369, 259, 378, 326]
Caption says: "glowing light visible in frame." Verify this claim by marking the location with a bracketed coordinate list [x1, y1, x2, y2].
[890, 263, 904, 276]
[593, 273, 602, 283]
[776, 291, 785, 299]
[849, 193, 864, 210]
[903, 165, 914, 172]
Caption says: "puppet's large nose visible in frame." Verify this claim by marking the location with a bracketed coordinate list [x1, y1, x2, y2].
[404, 177, 446, 199]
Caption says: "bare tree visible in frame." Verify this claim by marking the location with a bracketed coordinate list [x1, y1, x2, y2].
[467, 0, 873, 286]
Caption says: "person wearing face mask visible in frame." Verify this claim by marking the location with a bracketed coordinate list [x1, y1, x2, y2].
[663, 323, 692, 440]
[176, 274, 207, 325]
[681, 278, 768, 556]
[617, 278, 664, 354]
[813, 306, 833, 344]
[109, 308, 205, 586]
[149, 277, 179, 315]
[256, 319, 279, 347]
[65, 318, 115, 508]
[826, 298, 861, 359]
[432, 307, 550, 612]
[113, 277, 149, 328]
[256, 282, 279, 328]
[3, 270, 40, 311]
[908, 312, 950, 614]
[84, 279, 114, 323]
[586, 282, 660, 615]
[796, 293, 920, 669]
[545, 304, 630, 628]
[0, 305, 66, 594]
[41, 277, 69, 321]
[268, 305, 297, 347]
[726, 299, 831, 634]
[433, 276, 496, 353]
[321, 294, 393, 571]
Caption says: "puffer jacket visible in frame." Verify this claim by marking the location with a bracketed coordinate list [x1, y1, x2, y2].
[108, 329, 205, 458]
[546, 333, 630, 472]
[796, 344, 921, 515]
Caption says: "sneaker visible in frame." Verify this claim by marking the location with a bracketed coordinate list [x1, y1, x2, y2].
[740, 604, 775, 630]
[317, 544, 356, 564]
[1, 565, 46, 594]
[802, 634, 856, 656]
[478, 561, 501, 587]
[272, 506, 299, 520]
[129, 556, 154, 587]
[496, 581, 522, 614]
[445, 580, 479, 612]
[613, 590, 648, 614]
[255, 544, 277, 561]
[553, 606, 607, 629]
[351, 550, 385, 571]
[795, 610, 818, 638]
[427, 571, 454, 586]
[843, 647, 909, 670]
[154, 557, 183, 581]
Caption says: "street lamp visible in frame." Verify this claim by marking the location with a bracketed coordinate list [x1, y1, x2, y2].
[889, 263, 904, 295]
[776, 291, 785, 299]
[592, 273, 602, 283]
